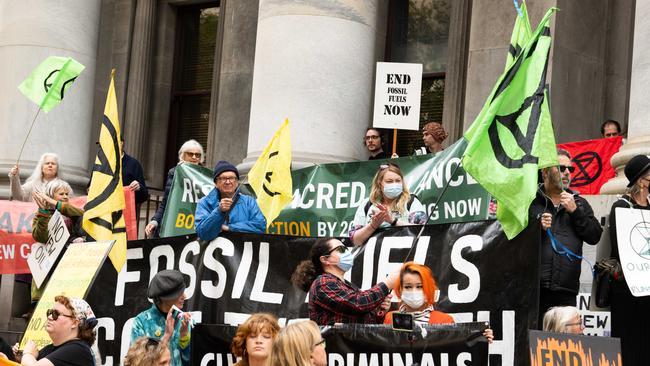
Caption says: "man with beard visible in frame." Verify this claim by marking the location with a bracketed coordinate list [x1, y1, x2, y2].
[364, 128, 390, 160]
[529, 149, 602, 328]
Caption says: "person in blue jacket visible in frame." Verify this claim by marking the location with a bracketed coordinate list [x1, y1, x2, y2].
[195, 160, 266, 241]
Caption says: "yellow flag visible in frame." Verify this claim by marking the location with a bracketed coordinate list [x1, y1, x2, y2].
[83, 71, 127, 271]
[248, 119, 293, 228]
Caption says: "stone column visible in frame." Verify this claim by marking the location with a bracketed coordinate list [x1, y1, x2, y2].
[123, 0, 156, 162]
[241, 1, 385, 171]
[0, 0, 102, 196]
[600, 1, 650, 194]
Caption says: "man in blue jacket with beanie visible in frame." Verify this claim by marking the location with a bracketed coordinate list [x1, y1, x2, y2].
[195, 161, 266, 241]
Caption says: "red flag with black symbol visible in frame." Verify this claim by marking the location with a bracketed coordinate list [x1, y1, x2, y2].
[557, 136, 623, 194]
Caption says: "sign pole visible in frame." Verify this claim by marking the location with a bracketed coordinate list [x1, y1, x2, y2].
[392, 128, 398, 155]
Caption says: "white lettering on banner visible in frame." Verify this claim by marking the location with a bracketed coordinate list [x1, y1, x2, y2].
[232, 242, 253, 299]
[21, 243, 33, 258]
[95, 317, 114, 366]
[327, 352, 475, 366]
[412, 159, 479, 196]
[180, 178, 213, 203]
[120, 317, 135, 366]
[0, 244, 14, 259]
[201, 238, 233, 299]
[292, 182, 367, 210]
[448, 235, 482, 303]
[116, 248, 143, 306]
[375, 236, 430, 286]
[335, 182, 350, 209]
[199, 353, 238, 366]
[316, 184, 334, 209]
[443, 198, 482, 219]
[179, 241, 201, 299]
[149, 245, 175, 283]
[250, 242, 283, 304]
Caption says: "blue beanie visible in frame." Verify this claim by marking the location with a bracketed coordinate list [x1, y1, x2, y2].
[213, 160, 239, 182]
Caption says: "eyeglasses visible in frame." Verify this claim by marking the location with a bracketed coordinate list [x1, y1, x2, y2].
[46, 308, 76, 321]
[559, 165, 575, 173]
[364, 135, 380, 141]
[327, 245, 348, 255]
[217, 176, 238, 183]
[564, 319, 583, 327]
[604, 132, 619, 138]
[313, 338, 326, 349]
[185, 152, 202, 158]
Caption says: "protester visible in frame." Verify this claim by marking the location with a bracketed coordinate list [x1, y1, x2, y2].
[231, 313, 281, 366]
[11, 295, 97, 366]
[383, 262, 494, 341]
[349, 163, 426, 246]
[131, 270, 192, 366]
[600, 119, 622, 138]
[124, 337, 172, 366]
[30, 179, 85, 304]
[8, 152, 61, 202]
[121, 135, 148, 225]
[195, 160, 266, 241]
[145, 139, 204, 238]
[364, 127, 390, 160]
[607, 154, 650, 366]
[542, 306, 584, 334]
[0, 336, 16, 362]
[415, 121, 448, 155]
[292, 237, 398, 325]
[268, 320, 327, 366]
[529, 149, 602, 327]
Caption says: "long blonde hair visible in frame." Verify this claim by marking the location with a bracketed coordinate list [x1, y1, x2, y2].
[369, 163, 410, 214]
[269, 320, 321, 366]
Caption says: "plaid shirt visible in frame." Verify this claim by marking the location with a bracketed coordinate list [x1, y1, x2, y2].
[309, 273, 390, 325]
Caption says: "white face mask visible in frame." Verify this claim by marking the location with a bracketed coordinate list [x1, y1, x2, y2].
[401, 290, 425, 309]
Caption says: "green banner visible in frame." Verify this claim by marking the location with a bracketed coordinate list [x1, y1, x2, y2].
[160, 139, 494, 238]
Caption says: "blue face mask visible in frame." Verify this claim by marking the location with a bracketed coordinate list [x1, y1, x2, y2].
[383, 183, 403, 199]
[337, 250, 354, 272]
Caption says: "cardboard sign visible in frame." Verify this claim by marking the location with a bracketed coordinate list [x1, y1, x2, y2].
[614, 207, 650, 296]
[373, 62, 422, 130]
[27, 211, 69, 288]
[21, 241, 114, 350]
[529, 330, 621, 366]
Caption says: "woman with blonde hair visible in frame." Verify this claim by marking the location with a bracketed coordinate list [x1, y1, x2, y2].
[542, 306, 584, 334]
[124, 337, 171, 366]
[8, 152, 62, 202]
[349, 163, 426, 245]
[269, 320, 326, 366]
[145, 139, 205, 238]
[231, 313, 280, 366]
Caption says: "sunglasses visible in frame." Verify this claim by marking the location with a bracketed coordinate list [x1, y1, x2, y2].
[46, 308, 76, 321]
[379, 163, 400, 170]
[559, 165, 575, 173]
[327, 245, 348, 255]
[313, 338, 326, 349]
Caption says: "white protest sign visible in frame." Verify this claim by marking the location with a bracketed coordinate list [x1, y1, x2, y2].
[373, 62, 422, 130]
[615, 207, 650, 296]
[27, 210, 70, 288]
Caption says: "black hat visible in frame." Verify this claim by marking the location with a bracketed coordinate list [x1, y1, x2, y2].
[213, 160, 239, 182]
[148, 270, 186, 300]
[625, 155, 650, 187]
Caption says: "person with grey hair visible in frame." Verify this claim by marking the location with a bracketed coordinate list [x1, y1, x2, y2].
[607, 154, 650, 366]
[145, 139, 205, 238]
[131, 270, 192, 366]
[542, 306, 584, 334]
[8, 152, 62, 201]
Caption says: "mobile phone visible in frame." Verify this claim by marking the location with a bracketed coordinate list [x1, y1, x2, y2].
[391, 312, 414, 332]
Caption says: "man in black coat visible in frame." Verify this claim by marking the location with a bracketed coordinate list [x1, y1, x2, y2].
[121, 136, 148, 226]
[529, 149, 602, 328]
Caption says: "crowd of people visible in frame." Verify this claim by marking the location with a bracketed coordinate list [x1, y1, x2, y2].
[2, 117, 645, 366]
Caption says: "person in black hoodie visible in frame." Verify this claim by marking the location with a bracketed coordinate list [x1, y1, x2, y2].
[529, 149, 602, 328]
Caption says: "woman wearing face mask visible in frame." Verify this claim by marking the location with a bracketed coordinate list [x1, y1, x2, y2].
[349, 163, 427, 246]
[384, 262, 494, 341]
[292, 237, 400, 325]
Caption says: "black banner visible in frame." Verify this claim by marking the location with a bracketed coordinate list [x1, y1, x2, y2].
[87, 220, 540, 366]
[192, 323, 489, 366]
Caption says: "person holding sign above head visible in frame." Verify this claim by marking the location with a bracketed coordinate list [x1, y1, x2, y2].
[131, 270, 192, 366]
[292, 237, 399, 325]
[7, 295, 98, 366]
[348, 163, 427, 246]
[145, 139, 205, 238]
[9, 152, 62, 202]
[194, 161, 266, 242]
[384, 262, 493, 342]
[607, 154, 650, 366]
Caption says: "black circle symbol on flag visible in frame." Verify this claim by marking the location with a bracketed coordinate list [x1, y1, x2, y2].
[43, 69, 78, 99]
[570, 151, 601, 187]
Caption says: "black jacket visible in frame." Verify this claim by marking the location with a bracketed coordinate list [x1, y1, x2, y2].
[151, 166, 176, 238]
[529, 185, 602, 293]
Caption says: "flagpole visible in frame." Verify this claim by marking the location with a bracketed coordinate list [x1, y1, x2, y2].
[16, 106, 42, 165]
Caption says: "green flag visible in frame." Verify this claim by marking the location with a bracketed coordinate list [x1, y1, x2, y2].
[463, 8, 558, 240]
[18, 56, 85, 113]
[505, 1, 533, 70]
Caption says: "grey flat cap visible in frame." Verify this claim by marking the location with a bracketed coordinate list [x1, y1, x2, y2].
[148, 270, 186, 300]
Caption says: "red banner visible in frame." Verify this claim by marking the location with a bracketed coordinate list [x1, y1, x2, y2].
[0, 189, 136, 274]
[558, 136, 623, 195]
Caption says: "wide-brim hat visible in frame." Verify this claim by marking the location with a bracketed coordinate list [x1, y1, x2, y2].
[625, 155, 650, 187]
